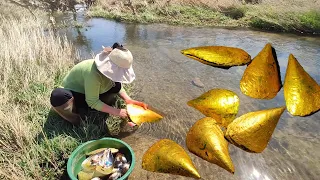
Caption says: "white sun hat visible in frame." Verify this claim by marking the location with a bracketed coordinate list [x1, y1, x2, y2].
[94, 48, 136, 84]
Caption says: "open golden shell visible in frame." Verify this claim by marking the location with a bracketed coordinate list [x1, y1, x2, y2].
[187, 89, 240, 128]
[240, 43, 282, 99]
[284, 54, 320, 116]
[225, 106, 286, 153]
[186, 117, 235, 174]
[127, 104, 163, 126]
[181, 46, 251, 68]
[142, 139, 201, 179]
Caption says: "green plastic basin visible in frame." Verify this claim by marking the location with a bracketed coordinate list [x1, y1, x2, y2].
[67, 137, 135, 180]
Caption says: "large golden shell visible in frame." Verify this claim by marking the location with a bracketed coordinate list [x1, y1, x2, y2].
[181, 46, 251, 68]
[186, 117, 235, 174]
[127, 104, 163, 126]
[225, 106, 286, 153]
[284, 54, 320, 116]
[142, 139, 201, 179]
[240, 43, 282, 99]
[187, 89, 240, 128]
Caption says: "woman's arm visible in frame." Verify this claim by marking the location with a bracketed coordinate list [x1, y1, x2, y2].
[118, 90, 132, 102]
[101, 103, 127, 118]
[119, 90, 148, 109]
[84, 74, 127, 117]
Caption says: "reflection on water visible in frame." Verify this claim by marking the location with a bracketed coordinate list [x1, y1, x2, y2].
[57, 11, 320, 180]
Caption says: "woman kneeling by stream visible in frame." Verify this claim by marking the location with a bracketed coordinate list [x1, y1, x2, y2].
[49, 42, 148, 129]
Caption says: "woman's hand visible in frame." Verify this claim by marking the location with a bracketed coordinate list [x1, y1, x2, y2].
[102, 46, 112, 53]
[102, 104, 128, 118]
[125, 99, 148, 109]
[116, 109, 128, 118]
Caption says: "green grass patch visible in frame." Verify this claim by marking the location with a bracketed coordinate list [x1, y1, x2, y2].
[248, 9, 320, 34]
[88, 5, 235, 27]
[88, 2, 320, 35]
[220, 6, 246, 20]
[14, 82, 48, 105]
[299, 10, 320, 33]
[249, 17, 285, 32]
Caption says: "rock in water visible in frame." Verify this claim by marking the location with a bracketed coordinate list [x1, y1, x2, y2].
[284, 54, 320, 116]
[142, 139, 201, 179]
[192, 77, 205, 88]
[181, 46, 251, 68]
[186, 117, 235, 174]
[187, 89, 240, 128]
[225, 106, 286, 153]
[240, 43, 282, 99]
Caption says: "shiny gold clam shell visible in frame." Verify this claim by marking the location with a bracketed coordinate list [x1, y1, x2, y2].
[77, 171, 94, 180]
[187, 89, 240, 128]
[142, 139, 201, 179]
[81, 158, 96, 173]
[225, 106, 286, 153]
[240, 43, 282, 99]
[127, 104, 163, 126]
[181, 46, 251, 68]
[284, 54, 320, 116]
[186, 117, 235, 174]
[86, 148, 118, 156]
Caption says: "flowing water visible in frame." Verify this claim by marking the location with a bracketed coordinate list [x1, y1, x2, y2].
[56, 7, 320, 180]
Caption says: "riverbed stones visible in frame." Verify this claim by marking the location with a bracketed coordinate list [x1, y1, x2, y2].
[192, 77, 205, 88]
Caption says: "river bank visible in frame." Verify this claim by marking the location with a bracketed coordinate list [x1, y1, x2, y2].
[0, 2, 132, 179]
[87, 0, 320, 35]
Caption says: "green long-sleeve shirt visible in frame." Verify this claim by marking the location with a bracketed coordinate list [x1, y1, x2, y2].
[61, 59, 126, 111]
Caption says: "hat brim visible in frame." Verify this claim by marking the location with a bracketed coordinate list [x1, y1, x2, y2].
[95, 53, 135, 84]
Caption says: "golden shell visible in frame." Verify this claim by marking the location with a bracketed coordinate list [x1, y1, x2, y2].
[240, 43, 282, 99]
[186, 117, 235, 174]
[181, 46, 251, 68]
[284, 54, 320, 116]
[142, 139, 201, 179]
[187, 89, 240, 128]
[225, 106, 286, 153]
[127, 104, 163, 126]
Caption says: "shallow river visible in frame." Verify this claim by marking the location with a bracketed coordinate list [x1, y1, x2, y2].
[56, 9, 320, 180]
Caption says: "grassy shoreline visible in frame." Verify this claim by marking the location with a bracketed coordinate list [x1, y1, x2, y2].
[0, 2, 133, 179]
[87, 0, 320, 35]
[0, 3, 78, 178]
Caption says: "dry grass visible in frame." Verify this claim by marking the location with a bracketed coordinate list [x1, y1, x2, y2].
[0, 2, 77, 179]
[88, 0, 320, 34]
[0, 2, 134, 179]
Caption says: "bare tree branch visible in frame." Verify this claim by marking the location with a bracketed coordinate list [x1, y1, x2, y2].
[6, 0, 37, 17]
